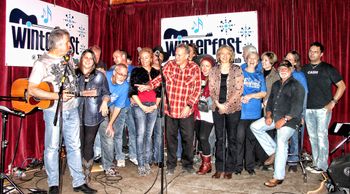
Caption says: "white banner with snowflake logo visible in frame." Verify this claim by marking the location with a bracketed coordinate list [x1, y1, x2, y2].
[161, 11, 258, 65]
[5, 0, 88, 67]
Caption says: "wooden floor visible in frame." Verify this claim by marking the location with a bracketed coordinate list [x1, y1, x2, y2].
[3, 160, 329, 194]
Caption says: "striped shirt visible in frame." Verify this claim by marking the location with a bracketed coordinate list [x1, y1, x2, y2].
[150, 60, 201, 118]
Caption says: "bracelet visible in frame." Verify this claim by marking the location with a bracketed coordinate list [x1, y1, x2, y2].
[332, 98, 338, 104]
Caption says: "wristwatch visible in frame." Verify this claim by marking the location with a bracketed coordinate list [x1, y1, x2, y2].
[284, 116, 289, 122]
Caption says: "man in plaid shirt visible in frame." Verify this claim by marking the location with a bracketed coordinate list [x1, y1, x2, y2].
[137, 44, 201, 174]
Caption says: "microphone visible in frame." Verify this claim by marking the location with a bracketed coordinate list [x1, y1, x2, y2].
[137, 47, 142, 53]
[63, 49, 73, 62]
[154, 50, 160, 57]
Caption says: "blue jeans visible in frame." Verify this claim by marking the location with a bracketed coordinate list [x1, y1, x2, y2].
[305, 108, 331, 171]
[93, 130, 101, 158]
[99, 118, 115, 170]
[274, 126, 295, 180]
[113, 107, 128, 160]
[250, 117, 276, 156]
[152, 109, 163, 163]
[287, 124, 304, 165]
[126, 107, 137, 160]
[43, 108, 85, 187]
[176, 130, 182, 159]
[288, 92, 307, 164]
[132, 102, 157, 167]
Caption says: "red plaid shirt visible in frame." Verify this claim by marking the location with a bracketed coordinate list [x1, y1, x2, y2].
[150, 60, 201, 118]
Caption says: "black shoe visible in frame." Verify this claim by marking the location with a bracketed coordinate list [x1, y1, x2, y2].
[49, 186, 59, 194]
[248, 169, 256, 175]
[182, 167, 195, 174]
[234, 171, 241, 175]
[73, 184, 97, 193]
[288, 165, 298, 173]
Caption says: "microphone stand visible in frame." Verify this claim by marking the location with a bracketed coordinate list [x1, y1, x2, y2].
[0, 106, 25, 194]
[156, 54, 170, 194]
[53, 56, 70, 194]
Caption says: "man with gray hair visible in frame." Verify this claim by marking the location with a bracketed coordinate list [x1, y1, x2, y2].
[28, 27, 96, 193]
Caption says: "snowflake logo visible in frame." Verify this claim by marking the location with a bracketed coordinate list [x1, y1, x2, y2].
[64, 12, 76, 29]
[78, 26, 86, 38]
[239, 25, 253, 38]
[79, 44, 87, 54]
[217, 17, 234, 35]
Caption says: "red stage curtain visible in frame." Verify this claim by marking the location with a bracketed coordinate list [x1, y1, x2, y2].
[0, 0, 109, 169]
[0, 0, 348, 168]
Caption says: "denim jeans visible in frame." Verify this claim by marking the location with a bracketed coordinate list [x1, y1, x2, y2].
[274, 126, 295, 180]
[152, 109, 163, 163]
[287, 124, 304, 165]
[250, 117, 276, 156]
[288, 92, 307, 164]
[93, 131, 101, 158]
[43, 108, 85, 187]
[176, 130, 182, 159]
[132, 102, 157, 167]
[113, 107, 128, 160]
[126, 107, 137, 160]
[99, 118, 115, 170]
[305, 108, 331, 171]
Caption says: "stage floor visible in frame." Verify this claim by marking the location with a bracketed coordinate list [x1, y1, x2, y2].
[5, 160, 326, 194]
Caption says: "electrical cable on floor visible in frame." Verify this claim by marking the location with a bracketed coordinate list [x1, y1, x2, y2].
[143, 165, 160, 194]
[93, 172, 123, 194]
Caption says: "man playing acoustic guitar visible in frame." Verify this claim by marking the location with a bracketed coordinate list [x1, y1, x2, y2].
[27, 27, 96, 194]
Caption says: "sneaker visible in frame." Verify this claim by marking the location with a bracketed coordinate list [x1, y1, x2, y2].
[138, 166, 146, 176]
[129, 158, 138, 166]
[117, 160, 125, 167]
[305, 166, 315, 172]
[166, 168, 174, 175]
[310, 167, 324, 174]
[105, 168, 118, 177]
[145, 164, 151, 175]
[93, 155, 101, 163]
[288, 165, 298, 173]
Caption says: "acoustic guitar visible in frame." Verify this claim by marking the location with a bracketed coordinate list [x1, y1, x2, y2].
[11, 78, 97, 114]
[11, 78, 54, 114]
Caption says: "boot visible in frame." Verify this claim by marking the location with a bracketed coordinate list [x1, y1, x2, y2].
[196, 155, 212, 175]
[82, 159, 94, 184]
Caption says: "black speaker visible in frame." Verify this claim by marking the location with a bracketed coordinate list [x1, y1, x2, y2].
[328, 153, 350, 189]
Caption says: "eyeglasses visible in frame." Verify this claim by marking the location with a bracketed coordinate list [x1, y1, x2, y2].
[116, 72, 128, 77]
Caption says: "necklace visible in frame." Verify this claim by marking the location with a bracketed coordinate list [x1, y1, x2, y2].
[311, 63, 320, 69]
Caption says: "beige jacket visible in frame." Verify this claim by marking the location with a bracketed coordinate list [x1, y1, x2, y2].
[209, 63, 244, 114]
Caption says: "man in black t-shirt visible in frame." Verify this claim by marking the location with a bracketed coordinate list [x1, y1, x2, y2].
[302, 42, 346, 174]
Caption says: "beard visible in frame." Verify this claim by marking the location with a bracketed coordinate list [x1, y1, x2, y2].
[279, 72, 290, 79]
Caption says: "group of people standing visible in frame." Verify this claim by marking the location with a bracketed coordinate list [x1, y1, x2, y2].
[28, 27, 346, 194]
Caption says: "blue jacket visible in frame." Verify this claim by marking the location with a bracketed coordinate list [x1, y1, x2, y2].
[76, 69, 110, 126]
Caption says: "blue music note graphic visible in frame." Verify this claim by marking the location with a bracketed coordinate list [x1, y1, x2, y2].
[41, 6, 52, 24]
[192, 18, 203, 33]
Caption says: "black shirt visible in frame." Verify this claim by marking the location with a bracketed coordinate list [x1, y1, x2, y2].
[266, 77, 305, 129]
[302, 62, 343, 109]
[219, 73, 228, 103]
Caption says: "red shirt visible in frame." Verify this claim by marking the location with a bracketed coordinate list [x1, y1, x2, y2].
[150, 60, 201, 118]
